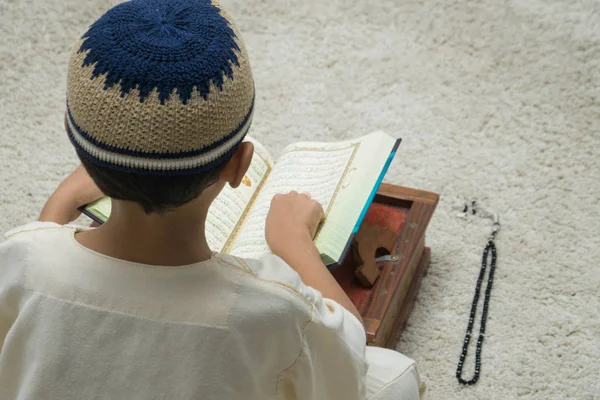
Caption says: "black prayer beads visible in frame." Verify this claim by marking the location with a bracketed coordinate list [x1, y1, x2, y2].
[456, 240, 497, 385]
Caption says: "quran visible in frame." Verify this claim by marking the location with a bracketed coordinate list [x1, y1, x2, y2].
[81, 131, 400, 266]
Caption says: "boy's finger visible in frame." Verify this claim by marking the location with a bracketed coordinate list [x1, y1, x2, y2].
[313, 201, 325, 219]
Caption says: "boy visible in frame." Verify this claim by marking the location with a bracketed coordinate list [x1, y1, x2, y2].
[0, 0, 425, 398]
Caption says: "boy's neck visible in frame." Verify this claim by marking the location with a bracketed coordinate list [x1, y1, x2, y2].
[76, 196, 214, 266]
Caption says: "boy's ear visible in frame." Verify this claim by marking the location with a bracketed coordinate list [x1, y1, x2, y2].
[220, 141, 254, 188]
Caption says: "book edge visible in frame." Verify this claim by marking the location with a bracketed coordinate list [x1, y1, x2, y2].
[325, 137, 402, 268]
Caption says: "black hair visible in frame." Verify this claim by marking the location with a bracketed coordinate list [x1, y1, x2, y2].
[79, 154, 226, 214]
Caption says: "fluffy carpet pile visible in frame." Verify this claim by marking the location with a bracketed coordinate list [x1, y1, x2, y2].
[1, 0, 598, 398]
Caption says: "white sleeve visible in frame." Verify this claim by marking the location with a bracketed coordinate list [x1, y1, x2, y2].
[1, 222, 65, 345]
[250, 255, 368, 400]
[283, 287, 368, 400]
[0, 224, 52, 348]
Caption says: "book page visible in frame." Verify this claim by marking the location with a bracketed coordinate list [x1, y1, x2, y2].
[205, 137, 273, 251]
[226, 131, 398, 264]
[85, 196, 112, 221]
[225, 142, 359, 258]
[311, 132, 398, 263]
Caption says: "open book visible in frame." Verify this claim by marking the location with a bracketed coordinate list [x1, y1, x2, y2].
[82, 131, 400, 266]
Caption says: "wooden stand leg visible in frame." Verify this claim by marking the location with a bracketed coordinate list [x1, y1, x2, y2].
[385, 247, 431, 348]
[353, 225, 399, 287]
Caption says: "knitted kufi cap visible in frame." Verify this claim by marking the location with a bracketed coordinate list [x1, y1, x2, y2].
[66, 0, 254, 174]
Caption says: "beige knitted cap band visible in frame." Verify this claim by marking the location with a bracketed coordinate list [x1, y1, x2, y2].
[66, 0, 255, 174]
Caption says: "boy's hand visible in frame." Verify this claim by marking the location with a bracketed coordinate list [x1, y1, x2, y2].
[265, 191, 363, 323]
[265, 191, 324, 257]
[39, 165, 104, 224]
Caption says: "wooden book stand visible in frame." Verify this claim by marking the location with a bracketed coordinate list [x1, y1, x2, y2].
[332, 184, 438, 348]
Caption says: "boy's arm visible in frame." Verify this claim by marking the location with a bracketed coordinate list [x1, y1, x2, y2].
[265, 193, 367, 399]
[39, 165, 104, 225]
[281, 290, 367, 400]
[265, 191, 362, 323]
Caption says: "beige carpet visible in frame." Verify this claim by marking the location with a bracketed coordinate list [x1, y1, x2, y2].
[1, 0, 599, 398]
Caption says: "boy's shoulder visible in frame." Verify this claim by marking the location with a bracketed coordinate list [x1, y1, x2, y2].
[217, 253, 320, 316]
[0, 222, 74, 283]
[3, 221, 68, 241]
[2, 221, 74, 251]
[2, 220, 73, 250]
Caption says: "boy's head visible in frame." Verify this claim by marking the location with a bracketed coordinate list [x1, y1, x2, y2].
[66, 0, 254, 213]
